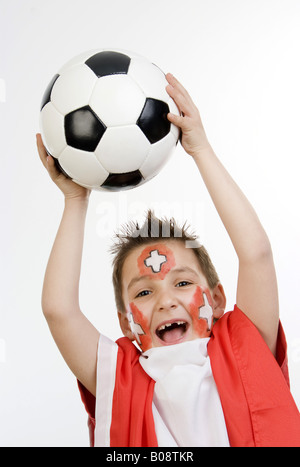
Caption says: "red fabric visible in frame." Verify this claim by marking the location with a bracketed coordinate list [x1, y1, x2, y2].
[77, 338, 157, 447]
[208, 306, 300, 447]
[110, 337, 157, 447]
[77, 380, 95, 447]
[78, 306, 300, 447]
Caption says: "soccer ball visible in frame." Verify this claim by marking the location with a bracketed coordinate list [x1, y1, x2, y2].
[40, 48, 180, 191]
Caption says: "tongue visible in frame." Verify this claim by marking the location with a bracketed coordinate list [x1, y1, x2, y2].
[162, 327, 184, 344]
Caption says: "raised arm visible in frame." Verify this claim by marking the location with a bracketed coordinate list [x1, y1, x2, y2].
[166, 75, 279, 356]
[37, 134, 99, 395]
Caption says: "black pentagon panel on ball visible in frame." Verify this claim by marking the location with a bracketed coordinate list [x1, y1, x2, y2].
[65, 106, 106, 151]
[85, 51, 131, 78]
[101, 170, 143, 190]
[137, 98, 170, 144]
[40, 74, 60, 110]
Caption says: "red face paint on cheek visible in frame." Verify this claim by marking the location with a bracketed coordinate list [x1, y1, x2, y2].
[137, 244, 176, 280]
[127, 302, 153, 352]
[189, 286, 213, 338]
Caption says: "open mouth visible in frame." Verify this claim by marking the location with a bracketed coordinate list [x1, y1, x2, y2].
[155, 320, 189, 345]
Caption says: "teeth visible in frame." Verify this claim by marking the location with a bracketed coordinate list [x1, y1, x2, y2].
[157, 321, 185, 332]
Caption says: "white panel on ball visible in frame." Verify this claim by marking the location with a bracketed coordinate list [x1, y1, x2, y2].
[58, 49, 102, 74]
[95, 125, 150, 173]
[129, 58, 169, 102]
[89, 75, 146, 127]
[39, 103, 67, 157]
[51, 64, 98, 115]
[59, 147, 109, 187]
[140, 132, 177, 179]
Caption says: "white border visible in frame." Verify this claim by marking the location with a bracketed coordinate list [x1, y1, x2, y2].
[94, 334, 118, 447]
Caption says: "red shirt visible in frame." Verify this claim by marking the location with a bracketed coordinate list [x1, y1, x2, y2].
[78, 306, 300, 447]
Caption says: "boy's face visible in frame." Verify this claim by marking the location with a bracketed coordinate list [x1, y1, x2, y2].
[120, 240, 225, 352]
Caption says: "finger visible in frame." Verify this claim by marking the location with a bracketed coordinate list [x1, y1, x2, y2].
[46, 153, 64, 181]
[167, 112, 186, 128]
[166, 73, 189, 97]
[166, 73, 195, 106]
[36, 133, 49, 168]
[166, 84, 194, 118]
[166, 74, 199, 117]
[166, 80, 198, 120]
[36, 133, 62, 179]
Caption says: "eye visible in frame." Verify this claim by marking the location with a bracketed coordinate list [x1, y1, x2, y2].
[176, 281, 192, 287]
[136, 289, 151, 298]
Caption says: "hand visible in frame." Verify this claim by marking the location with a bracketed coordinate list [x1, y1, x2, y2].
[36, 133, 91, 201]
[166, 74, 211, 158]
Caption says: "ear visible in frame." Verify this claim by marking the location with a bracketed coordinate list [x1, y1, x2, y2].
[211, 283, 226, 320]
[117, 310, 135, 341]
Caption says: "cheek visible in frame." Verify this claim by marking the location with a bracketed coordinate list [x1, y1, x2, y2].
[128, 302, 153, 352]
[189, 287, 213, 338]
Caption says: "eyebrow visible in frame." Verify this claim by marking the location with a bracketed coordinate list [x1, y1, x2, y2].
[128, 275, 150, 291]
[127, 267, 199, 291]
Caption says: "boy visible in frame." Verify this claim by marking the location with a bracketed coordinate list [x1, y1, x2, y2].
[37, 74, 300, 447]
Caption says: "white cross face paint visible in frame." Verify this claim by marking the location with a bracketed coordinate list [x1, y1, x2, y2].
[127, 309, 146, 345]
[144, 250, 167, 273]
[126, 302, 153, 351]
[198, 291, 213, 330]
[189, 287, 214, 336]
[137, 243, 175, 280]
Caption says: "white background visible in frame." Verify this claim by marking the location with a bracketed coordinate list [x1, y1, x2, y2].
[1, 0, 300, 447]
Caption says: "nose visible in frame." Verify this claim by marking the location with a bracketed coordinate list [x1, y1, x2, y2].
[157, 289, 178, 312]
